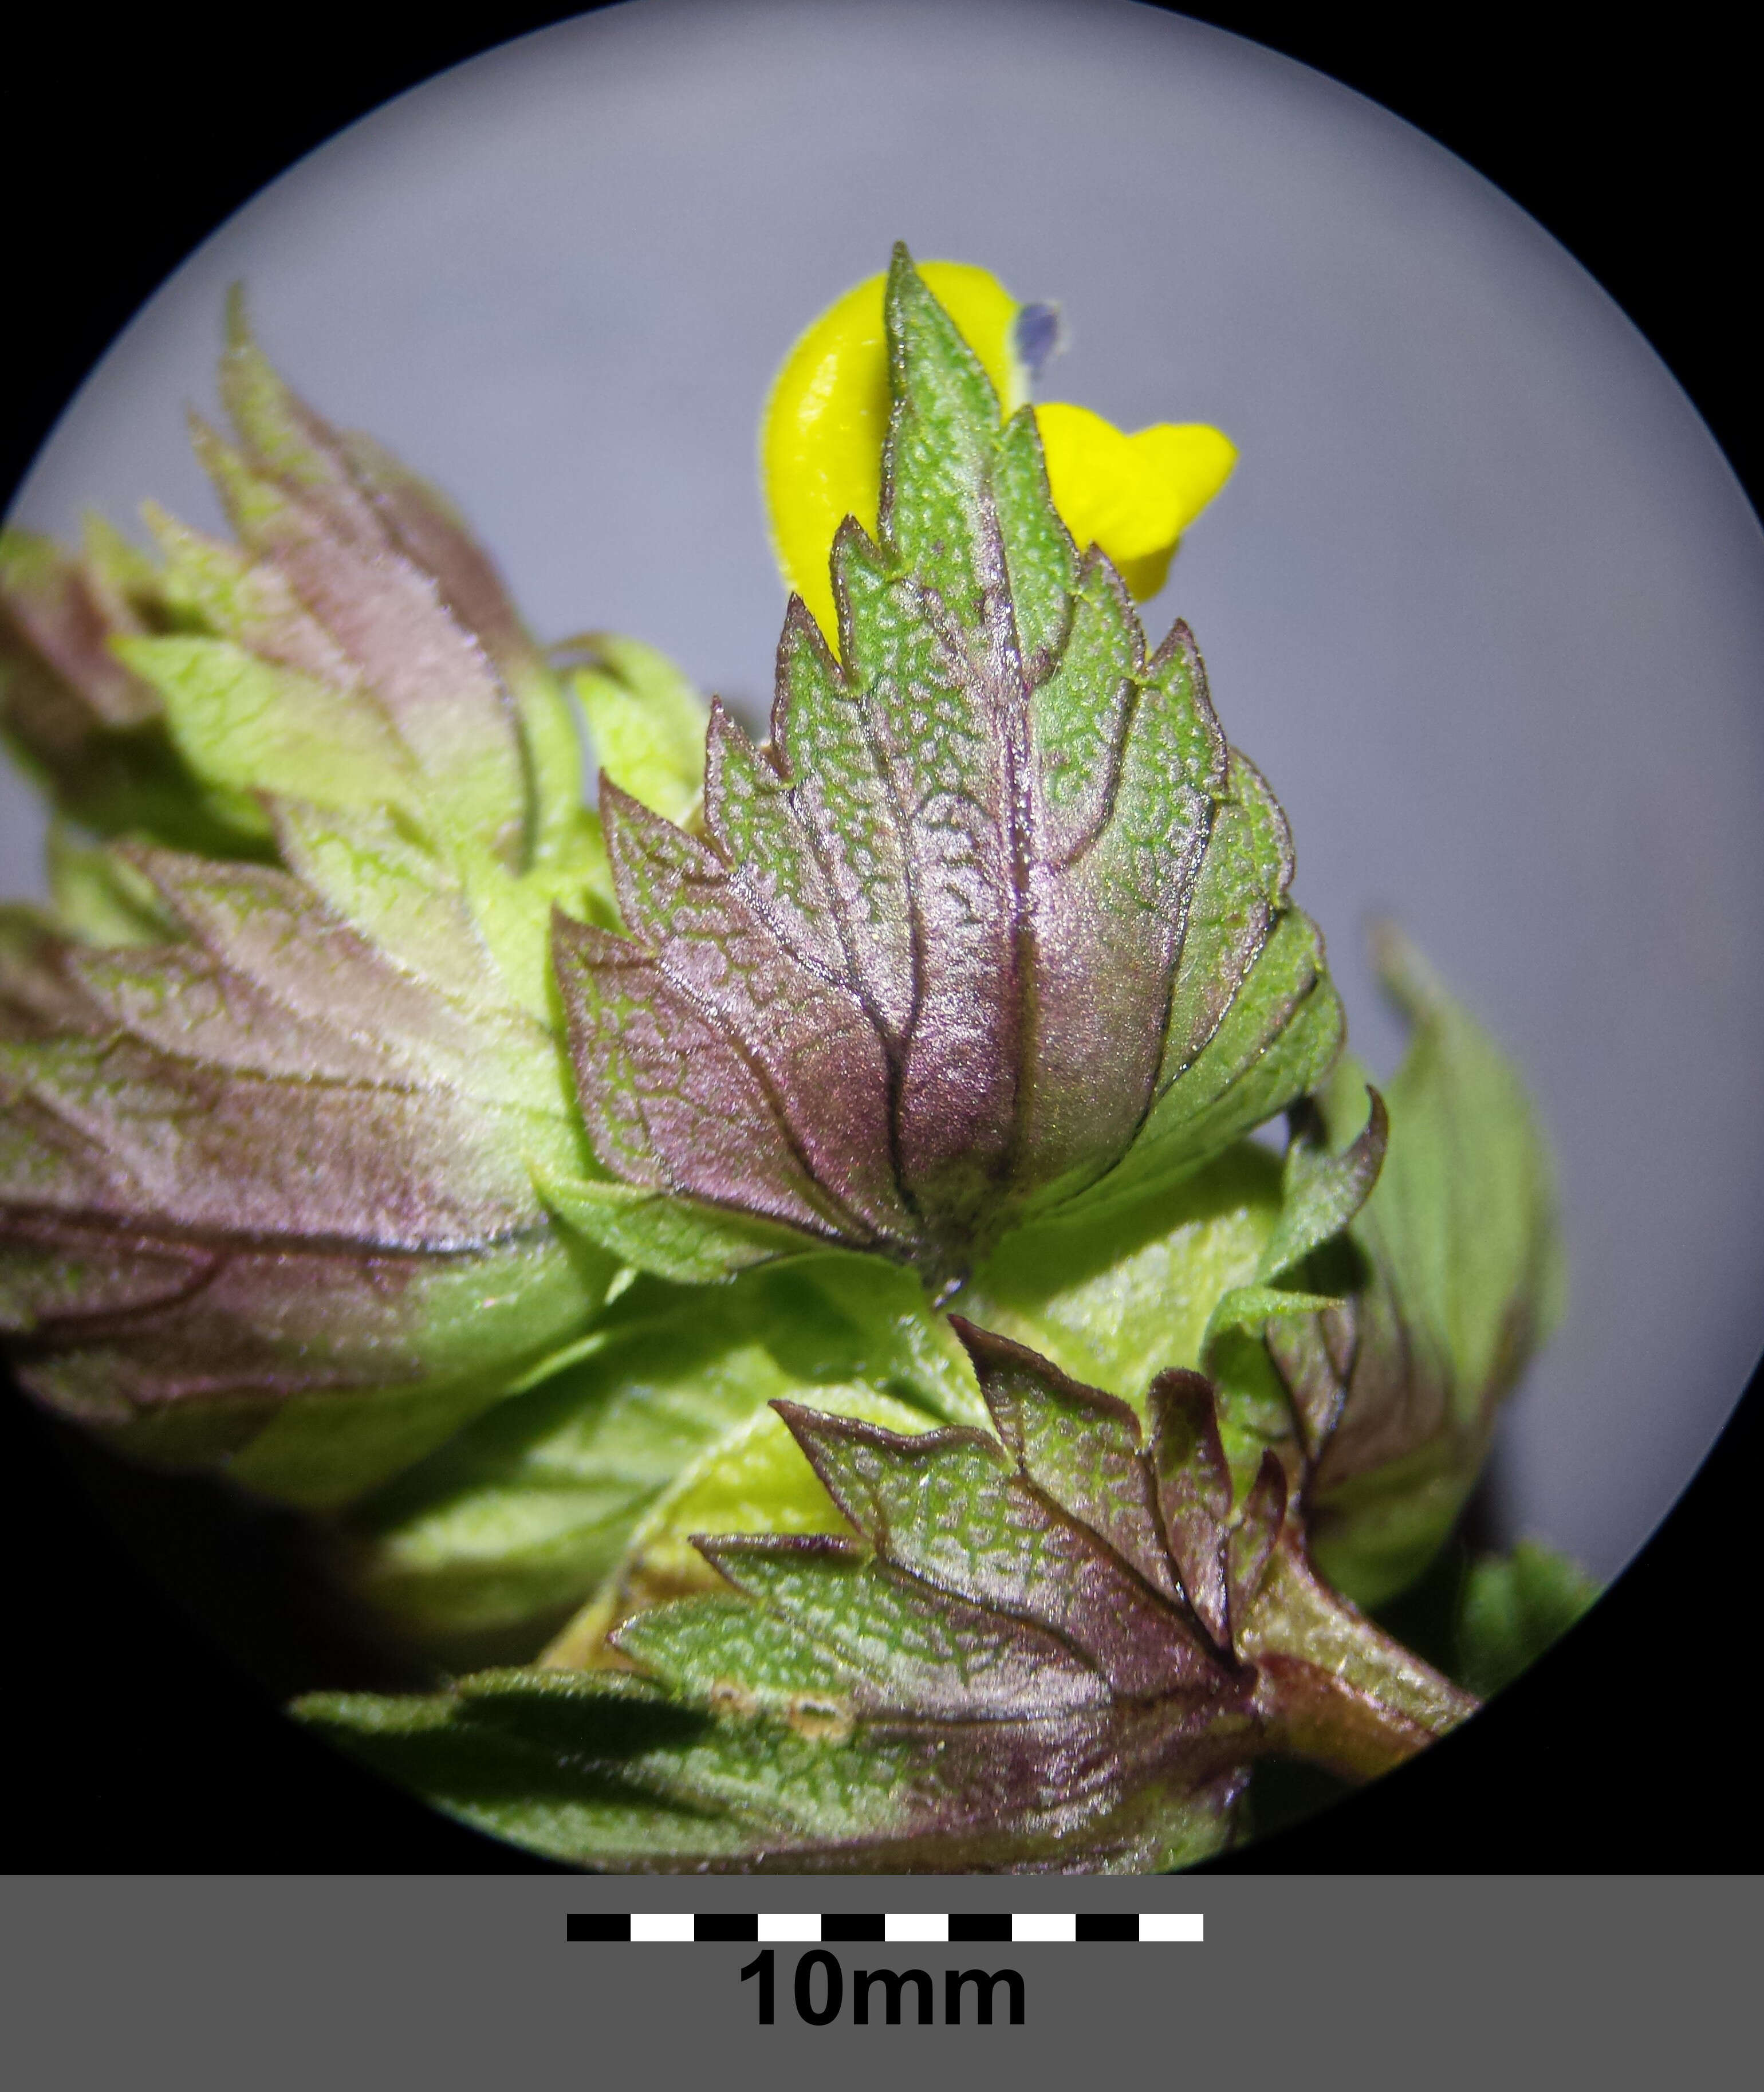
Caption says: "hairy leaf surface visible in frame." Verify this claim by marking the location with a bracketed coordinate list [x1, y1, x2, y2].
[305, 1322, 1272, 1867]
[556, 247, 1341, 1292]
[0, 816, 616, 1503]
[1, 297, 592, 885]
[0, 310, 723, 1500]
[302, 1319, 1469, 1870]
[0, 522, 268, 860]
[344, 1257, 980, 1658]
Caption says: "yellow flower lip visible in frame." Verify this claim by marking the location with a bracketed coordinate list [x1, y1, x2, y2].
[1035, 404, 1238, 604]
[760, 259, 1237, 640]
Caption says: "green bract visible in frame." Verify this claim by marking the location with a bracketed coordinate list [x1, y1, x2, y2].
[301, 1324, 1473, 1871]
[1270, 927, 1565, 1606]
[0, 246, 1584, 1868]
[1, 295, 625, 1501]
[549, 249, 1341, 1298]
[344, 1256, 980, 1663]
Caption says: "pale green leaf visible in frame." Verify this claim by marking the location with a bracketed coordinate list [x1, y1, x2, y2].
[344, 1257, 978, 1657]
[45, 826, 182, 946]
[1202, 1284, 1344, 1358]
[962, 1142, 1282, 1409]
[535, 1167, 816, 1284]
[1455, 1540, 1598, 1698]
[1256, 1087, 1387, 1282]
[568, 634, 710, 827]
[344, 1302, 800, 1650]
[115, 634, 424, 823]
[1285, 929, 1563, 1607]
[542, 1381, 937, 1669]
[1353, 926, 1564, 1416]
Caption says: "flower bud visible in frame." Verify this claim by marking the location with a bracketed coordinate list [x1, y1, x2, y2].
[1, 305, 621, 1504]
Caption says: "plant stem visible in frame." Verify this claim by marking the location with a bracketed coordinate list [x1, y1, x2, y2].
[1241, 1539, 1478, 1780]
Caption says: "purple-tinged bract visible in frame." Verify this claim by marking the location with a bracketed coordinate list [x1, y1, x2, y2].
[554, 247, 1342, 1293]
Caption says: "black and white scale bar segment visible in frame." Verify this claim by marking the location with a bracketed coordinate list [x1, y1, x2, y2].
[566, 1912, 1202, 1942]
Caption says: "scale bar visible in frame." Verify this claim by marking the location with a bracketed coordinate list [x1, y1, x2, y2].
[566, 1911, 1203, 1944]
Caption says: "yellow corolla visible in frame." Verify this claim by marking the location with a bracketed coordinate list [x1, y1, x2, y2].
[761, 261, 1237, 642]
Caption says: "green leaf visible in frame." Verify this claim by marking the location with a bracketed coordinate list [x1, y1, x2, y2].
[1064, 903, 1345, 1220]
[115, 633, 426, 820]
[0, 524, 270, 860]
[6, 292, 598, 889]
[534, 1167, 814, 1284]
[343, 1300, 803, 1654]
[960, 1140, 1281, 1406]
[308, 1328, 1255, 1869]
[558, 246, 1341, 1292]
[565, 634, 710, 829]
[295, 1672, 769, 1866]
[0, 302, 667, 1501]
[1269, 928, 1562, 1606]
[541, 1379, 938, 1670]
[1196, 1280, 1345, 1492]
[778, 1251, 986, 1425]
[1357, 927, 1564, 1409]
[342, 1255, 982, 1657]
[44, 825, 183, 947]
[962, 1132, 1365, 1521]
[1202, 1285, 1345, 1354]
[201, 289, 581, 871]
[1455, 1541, 1598, 1698]
[0, 825, 615, 1507]
[1257, 1087, 1387, 1282]
[309, 420, 587, 868]
[307, 1320, 1471, 1869]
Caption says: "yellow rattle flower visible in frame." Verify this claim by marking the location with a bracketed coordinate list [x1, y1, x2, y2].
[761, 260, 1237, 641]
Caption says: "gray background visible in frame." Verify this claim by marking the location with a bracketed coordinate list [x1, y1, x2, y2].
[5, 0, 1761, 1581]
[3, 1874, 1751, 2087]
